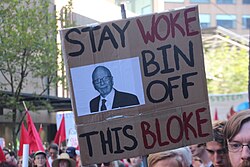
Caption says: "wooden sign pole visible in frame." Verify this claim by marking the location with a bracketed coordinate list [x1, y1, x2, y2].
[120, 4, 148, 167]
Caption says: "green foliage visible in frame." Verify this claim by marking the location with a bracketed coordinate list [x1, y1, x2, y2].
[0, 0, 59, 93]
[204, 43, 248, 94]
[0, 0, 73, 151]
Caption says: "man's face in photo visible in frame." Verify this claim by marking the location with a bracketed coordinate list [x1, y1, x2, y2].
[92, 66, 113, 98]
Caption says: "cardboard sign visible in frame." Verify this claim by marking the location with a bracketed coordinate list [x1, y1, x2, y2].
[60, 5, 212, 165]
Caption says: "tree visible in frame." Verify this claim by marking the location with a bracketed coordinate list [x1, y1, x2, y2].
[204, 43, 248, 94]
[0, 0, 72, 151]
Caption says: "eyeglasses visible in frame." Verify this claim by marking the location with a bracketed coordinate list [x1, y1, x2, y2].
[93, 76, 111, 84]
[206, 148, 227, 155]
[228, 142, 250, 152]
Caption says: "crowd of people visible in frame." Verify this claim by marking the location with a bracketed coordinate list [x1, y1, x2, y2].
[148, 109, 250, 167]
[1, 109, 250, 167]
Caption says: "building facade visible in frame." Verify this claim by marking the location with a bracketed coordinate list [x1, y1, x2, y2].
[116, 0, 250, 37]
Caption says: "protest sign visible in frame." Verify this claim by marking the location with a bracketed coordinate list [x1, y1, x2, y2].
[56, 112, 76, 140]
[60, 5, 213, 165]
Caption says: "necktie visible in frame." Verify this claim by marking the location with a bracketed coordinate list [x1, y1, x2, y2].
[101, 99, 107, 111]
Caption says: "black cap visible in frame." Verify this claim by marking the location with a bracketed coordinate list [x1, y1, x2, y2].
[34, 150, 46, 158]
[66, 147, 76, 158]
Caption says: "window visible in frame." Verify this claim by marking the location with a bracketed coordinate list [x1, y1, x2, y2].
[141, 5, 152, 15]
[242, 15, 250, 29]
[164, 0, 184, 2]
[190, 0, 210, 3]
[216, 15, 236, 29]
[116, 0, 152, 15]
[199, 14, 211, 28]
[243, 0, 250, 4]
[217, 0, 235, 4]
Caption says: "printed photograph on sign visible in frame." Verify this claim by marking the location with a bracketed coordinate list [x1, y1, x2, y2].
[71, 57, 145, 116]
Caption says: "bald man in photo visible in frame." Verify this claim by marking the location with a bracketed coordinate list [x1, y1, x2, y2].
[90, 66, 140, 113]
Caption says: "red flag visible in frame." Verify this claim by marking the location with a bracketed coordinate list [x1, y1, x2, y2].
[214, 108, 219, 121]
[0, 146, 5, 162]
[39, 124, 43, 135]
[54, 114, 66, 145]
[227, 106, 236, 119]
[18, 122, 30, 156]
[26, 111, 44, 154]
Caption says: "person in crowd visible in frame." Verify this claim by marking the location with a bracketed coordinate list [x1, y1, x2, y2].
[52, 153, 76, 167]
[189, 143, 212, 167]
[48, 143, 59, 167]
[148, 150, 184, 167]
[9, 151, 18, 166]
[192, 156, 202, 167]
[171, 146, 193, 167]
[90, 66, 139, 113]
[34, 150, 47, 167]
[224, 109, 250, 167]
[4, 152, 11, 164]
[96, 162, 112, 167]
[66, 146, 81, 167]
[4, 151, 17, 166]
[29, 152, 35, 166]
[76, 150, 82, 167]
[206, 120, 232, 167]
[1, 148, 9, 163]
[121, 158, 131, 167]
[17, 158, 22, 167]
[65, 147, 77, 161]
[2, 148, 9, 156]
[75, 149, 97, 167]
[116, 160, 126, 167]
[97, 161, 118, 167]
[128, 156, 143, 167]
[17, 157, 33, 167]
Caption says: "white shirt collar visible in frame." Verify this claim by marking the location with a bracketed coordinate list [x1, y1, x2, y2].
[100, 88, 115, 111]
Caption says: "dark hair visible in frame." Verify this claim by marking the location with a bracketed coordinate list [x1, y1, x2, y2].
[9, 151, 17, 159]
[97, 162, 111, 167]
[29, 153, 35, 159]
[34, 150, 47, 159]
[197, 143, 206, 147]
[224, 110, 250, 141]
[48, 143, 58, 151]
[2, 148, 9, 155]
[213, 120, 227, 147]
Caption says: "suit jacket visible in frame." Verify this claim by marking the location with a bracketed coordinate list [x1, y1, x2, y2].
[90, 89, 140, 113]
